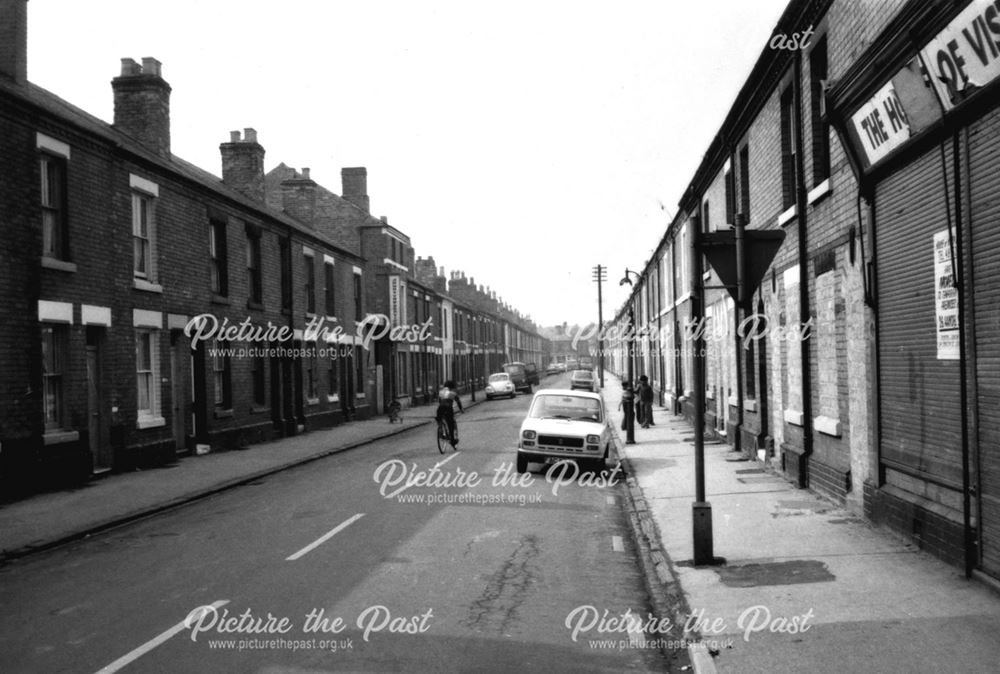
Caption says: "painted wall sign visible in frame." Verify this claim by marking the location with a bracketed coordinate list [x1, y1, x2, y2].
[919, 0, 1000, 110]
[389, 275, 401, 327]
[934, 230, 960, 360]
[849, 80, 913, 167]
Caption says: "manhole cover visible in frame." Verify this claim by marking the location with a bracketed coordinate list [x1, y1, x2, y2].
[715, 560, 835, 587]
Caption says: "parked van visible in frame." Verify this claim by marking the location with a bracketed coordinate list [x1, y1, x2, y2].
[502, 362, 533, 393]
[525, 362, 540, 386]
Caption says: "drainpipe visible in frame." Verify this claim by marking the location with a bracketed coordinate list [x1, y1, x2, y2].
[953, 129, 973, 578]
[794, 46, 814, 484]
[733, 211, 746, 455]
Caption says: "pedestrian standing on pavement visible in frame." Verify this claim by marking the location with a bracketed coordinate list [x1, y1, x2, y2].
[638, 375, 655, 429]
[619, 380, 634, 431]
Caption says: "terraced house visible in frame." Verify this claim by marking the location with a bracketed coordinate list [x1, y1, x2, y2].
[612, 0, 1000, 582]
[0, 0, 546, 499]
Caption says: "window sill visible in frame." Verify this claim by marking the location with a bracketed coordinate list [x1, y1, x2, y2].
[808, 178, 831, 206]
[743, 398, 758, 413]
[43, 429, 79, 446]
[355, 392, 366, 399]
[814, 415, 842, 437]
[133, 278, 163, 294]
[306, 397, 320, 406]
[213, 408, 234, 419]
[137, 415, 166, 429]
[250, 405, 270, 415]
[777, 204, 798, 228]
[211, 294, 231, 306]
[783, 408, 804, 427]
[728, 395, 739, 408]
[41, 257, 77, 273]
[247, 300, 264, 311]
[327, 394, 340, 403]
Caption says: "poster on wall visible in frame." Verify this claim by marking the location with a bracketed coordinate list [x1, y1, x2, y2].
[934, 230, 960, 360]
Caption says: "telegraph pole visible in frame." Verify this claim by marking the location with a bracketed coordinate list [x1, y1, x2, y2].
[592, 265, 606, 388]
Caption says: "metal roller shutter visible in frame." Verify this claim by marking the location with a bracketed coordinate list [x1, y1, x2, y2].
[875, 148, 964, 487]
[969, 107, 1000, 576]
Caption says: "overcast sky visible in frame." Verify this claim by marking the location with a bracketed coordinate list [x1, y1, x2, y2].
[27, 0, 788, 328]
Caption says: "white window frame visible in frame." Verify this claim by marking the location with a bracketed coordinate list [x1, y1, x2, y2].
[130, 175, 160, 290]
[135, 328, 165, 428]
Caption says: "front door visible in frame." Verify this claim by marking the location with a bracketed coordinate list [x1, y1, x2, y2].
[170, 333, 188, 453]
[86, 335, 111, 472]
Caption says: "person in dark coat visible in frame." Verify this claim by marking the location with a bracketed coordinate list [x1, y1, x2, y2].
[637, 375, 655, 428]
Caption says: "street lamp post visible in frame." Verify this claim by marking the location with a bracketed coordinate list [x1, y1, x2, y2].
[620, 269, 641, 445]
[592, 265, 607, 389]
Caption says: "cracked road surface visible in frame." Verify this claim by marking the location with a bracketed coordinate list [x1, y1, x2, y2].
[0, 386, 670, 673]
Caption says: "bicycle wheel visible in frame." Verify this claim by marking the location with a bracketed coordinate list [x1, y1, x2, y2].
[436, 421, 447, 454]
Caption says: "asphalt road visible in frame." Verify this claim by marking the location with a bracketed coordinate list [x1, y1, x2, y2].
[0, 375, 671, 673]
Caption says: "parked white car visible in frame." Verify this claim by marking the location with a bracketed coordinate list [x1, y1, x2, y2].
[485, 372, 516, 400]
[517, 389, 611, 473]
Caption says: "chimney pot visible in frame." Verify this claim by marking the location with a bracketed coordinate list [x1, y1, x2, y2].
[229, 130, 241, 142]
[302, 167, 310, 180]
[120, 57, 140, 76]
[380, 215, 388, 224]
[141, 57, 162, 77]
[243, 127, 257, 144]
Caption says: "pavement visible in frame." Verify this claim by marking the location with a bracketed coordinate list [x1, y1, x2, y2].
[0, 390, 485, 562]
[600, 371, 1000, 674]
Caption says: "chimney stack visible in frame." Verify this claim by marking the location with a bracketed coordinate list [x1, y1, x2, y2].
[0, 0, 27, 85]
[281, 167, 317, 227]
[342, 167, 369, 213]
[220, 128, 266, 201]
[112, 57, 172, 159]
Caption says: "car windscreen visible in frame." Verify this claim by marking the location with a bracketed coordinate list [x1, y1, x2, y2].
[488, 374, 508, 382]
[528, 395, 602, 423]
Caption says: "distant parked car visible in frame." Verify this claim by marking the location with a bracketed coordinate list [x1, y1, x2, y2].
[486, 372, 516, 400]
[570, 369, 596, 392]
[517, 389, 611, 473]
[555, 362, 567, 372]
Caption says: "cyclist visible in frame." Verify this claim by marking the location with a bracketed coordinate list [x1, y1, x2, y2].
[436, 380, 464, 445]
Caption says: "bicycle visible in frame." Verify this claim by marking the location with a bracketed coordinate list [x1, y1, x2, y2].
[436, 415, 459, 453]
[387, 399, 402, 424]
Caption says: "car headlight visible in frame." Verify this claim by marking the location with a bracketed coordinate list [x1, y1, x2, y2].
[586, 434, 600, 444]
[522, 430, 537, 440]
[486, 385, 494, 392]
